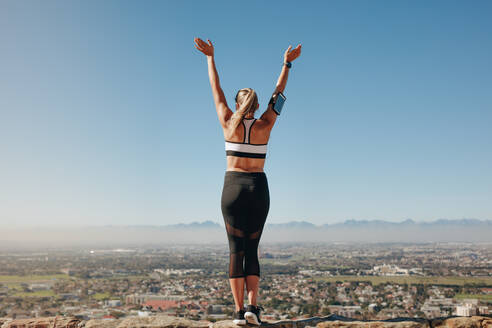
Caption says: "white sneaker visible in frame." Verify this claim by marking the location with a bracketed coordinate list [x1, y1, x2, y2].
[244, 304, 264, 325]
[232, 308, 246, 326]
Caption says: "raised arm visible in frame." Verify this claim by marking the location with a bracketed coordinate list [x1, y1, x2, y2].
[260, 43, 302, 126]
[194, 37, 232, 128]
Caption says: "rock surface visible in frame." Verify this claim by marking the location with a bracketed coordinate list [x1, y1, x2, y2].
[0, 316, 80, 328]
[0, 315, 491, 328]
[430, 316, 492, 328]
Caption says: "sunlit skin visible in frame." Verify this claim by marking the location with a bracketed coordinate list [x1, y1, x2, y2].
[195, 37, 301, 311]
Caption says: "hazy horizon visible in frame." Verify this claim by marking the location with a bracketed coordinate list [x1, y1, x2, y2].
[1, 217, 491, 228]
[1, 218, 490, 247]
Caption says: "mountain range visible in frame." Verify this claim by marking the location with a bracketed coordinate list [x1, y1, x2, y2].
[1, 218, 490, 248]
[158, 218, 492, 229]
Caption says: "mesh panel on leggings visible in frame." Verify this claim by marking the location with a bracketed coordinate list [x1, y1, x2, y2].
[225, 222, 245, 238]
[225, 222, 246, 278]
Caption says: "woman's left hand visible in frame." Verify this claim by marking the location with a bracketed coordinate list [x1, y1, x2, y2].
[194, 37, 214, 57]
[284, 44, 302, 63]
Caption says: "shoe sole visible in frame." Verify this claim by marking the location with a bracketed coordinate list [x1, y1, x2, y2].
[233, 319, 246, 326]
[244, 312, 261, 325]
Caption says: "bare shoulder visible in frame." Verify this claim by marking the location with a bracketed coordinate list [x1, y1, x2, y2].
[217, 103, 233, 129]
[254, 117, 273, 131]
[250, 117, 274, 144]
[256, 105, 278, 131]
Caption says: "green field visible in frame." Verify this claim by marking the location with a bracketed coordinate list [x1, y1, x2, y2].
[91, 292, 111, 300]
[4, 282, 23, 290]
[12, 290, 56, 298]
[0, 274, 69, 283]
[454, 293, 492, 302]
[313, 275, 492, 286]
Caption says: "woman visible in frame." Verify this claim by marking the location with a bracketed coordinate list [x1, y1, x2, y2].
[194, 37, 301, 325]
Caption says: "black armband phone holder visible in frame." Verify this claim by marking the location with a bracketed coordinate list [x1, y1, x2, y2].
[269, 92, 286, 115]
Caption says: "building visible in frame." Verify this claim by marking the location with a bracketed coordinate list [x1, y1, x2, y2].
[125, 293, 186, 305]
[456, 303, 477, 316]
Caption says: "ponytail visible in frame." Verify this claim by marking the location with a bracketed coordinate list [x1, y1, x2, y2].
[227, 88, 258, 139]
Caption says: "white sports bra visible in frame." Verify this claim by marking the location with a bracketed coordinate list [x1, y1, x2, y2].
[224, 118, 267, 159]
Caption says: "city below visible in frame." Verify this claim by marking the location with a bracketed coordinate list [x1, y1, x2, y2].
[0, 241, 490, 322]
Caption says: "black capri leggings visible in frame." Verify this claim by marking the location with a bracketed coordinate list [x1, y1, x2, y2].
[221, 171, 270, 278]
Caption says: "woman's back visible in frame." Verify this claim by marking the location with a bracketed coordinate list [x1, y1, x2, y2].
[224, 117, 273, 172]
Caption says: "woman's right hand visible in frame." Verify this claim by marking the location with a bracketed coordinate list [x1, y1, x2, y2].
[284, 44, 302, 62]
[194, 37, 214, 57]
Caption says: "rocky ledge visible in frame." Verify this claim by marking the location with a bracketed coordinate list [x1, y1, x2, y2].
[1, 315, 491, 328]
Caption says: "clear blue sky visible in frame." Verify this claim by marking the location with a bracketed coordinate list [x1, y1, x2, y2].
[1, 0, 491, 226]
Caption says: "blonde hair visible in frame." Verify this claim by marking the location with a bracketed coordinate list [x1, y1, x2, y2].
[227, 88, 258, 139]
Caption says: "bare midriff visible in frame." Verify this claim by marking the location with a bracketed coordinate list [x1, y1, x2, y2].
[226, 156, 265, 172]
